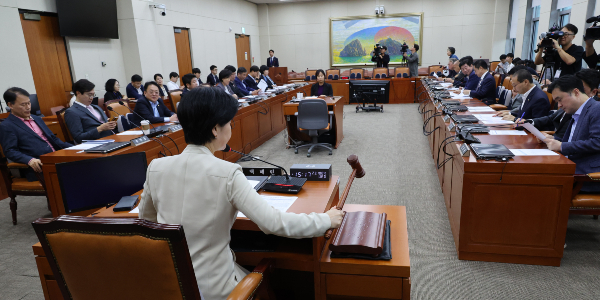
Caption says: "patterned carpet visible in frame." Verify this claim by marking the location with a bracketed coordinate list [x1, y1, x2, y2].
[1, 104, 599, 299]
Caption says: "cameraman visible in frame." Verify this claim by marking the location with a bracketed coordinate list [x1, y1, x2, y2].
[584, 38, 599, 69]
[534, 23, 584, 78]
[403, 44, 419, 77]
[371, 46, 390, 68]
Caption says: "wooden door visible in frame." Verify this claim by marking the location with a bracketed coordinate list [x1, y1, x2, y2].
[174, 28, 192, 77]
[235, 34, 251, 71]
[20, 14, 72, 116]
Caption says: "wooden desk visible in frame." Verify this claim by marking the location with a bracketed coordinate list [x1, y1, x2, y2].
[33, 176, 341, 300]
[283, 96, 344, 149]
[306, 78, 419, 105]
[320, 204, 411, 300]
[420, 86, 575, 266]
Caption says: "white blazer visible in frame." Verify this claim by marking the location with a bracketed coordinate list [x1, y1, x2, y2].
[139, 145, 331, 300]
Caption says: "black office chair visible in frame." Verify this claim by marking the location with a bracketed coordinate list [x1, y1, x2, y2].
[294, 100, 333, 157]
[29, 94, 43, 116]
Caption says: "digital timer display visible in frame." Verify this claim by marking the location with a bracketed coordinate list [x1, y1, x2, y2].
[290, 164, 332, 181]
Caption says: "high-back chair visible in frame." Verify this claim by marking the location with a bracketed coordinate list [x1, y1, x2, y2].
[55, 107, 74, 144]
[428, 65, 444, 75]
[305, 69, 317, 81]
[170, 90, 183, 112]
[295, 99, 333, 157]
[502, 77, 513, 90]
[489, 61, 501, 73]
[106, 103, 130, 120]
[326, 69, 340, 80]
[32, 216, 276, 300]
[493, 74, 502, 87]
[50, 106, 65, 116]
[372, 68, 389, 79]
[350, 68, 363, 79]
[394, 67, 410, 78]
[570, 174, 600, 219]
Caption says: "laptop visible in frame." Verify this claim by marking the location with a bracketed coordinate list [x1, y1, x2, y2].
[470, 144, 515, 160]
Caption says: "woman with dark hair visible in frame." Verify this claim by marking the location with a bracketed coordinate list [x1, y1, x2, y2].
[259, 65, 276, 89]
[103, 79, 123, 101]
[447, 47, 458, 59]
[154, 73, 169, 98]
[138, 87, 343, 300]
[310, 69, 333, 97]
[215, 69, 238, 99]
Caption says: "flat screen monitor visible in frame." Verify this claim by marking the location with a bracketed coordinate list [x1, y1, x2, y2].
[56, 0, 119, 39]
[56, 152, 147, 213]
[349, 80, 391, 104]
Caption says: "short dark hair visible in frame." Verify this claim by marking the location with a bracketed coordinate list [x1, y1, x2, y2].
[507, 65, 527, 75]
[382, 45, 387, 50]
[448, 47, 455, 54]
[178, 87, 239, 145]
[315, 69, 326, 78]
[513, 69, 533, 85]
[500, 54, 507, 60]
[225, 65, 236, 73]
[192, 68, 201, 74]
[219, 69, 233, 81]
[249, 65, 259, 73]
[73, 79, 95, 96]
[459, 56, 473, 68]
[562, 23, 578, 35]
[182, 73, 197, 87]
[237, 67, 247, 74]
[144, 81, 160, 91]
[576, 69, 600, 92]
[169, 72, 179, 79]
[269, 49, 274, 53]
[210, 65, 217, 71]
[259, 65, 269, 74]
[131, 74, 142, 82]
[473, 59, 488, 70]
[3, 87, 30, 106]
[506, 53, 514, 58]
[105, 79, 118, 92]
[413, 44, 419, 51]
[513, 58, 522, 65]
[154, 73, 163, 81]
[548, 75, 585, 95]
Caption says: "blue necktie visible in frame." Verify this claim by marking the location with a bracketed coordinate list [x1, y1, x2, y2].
[153, 104, 159, 117]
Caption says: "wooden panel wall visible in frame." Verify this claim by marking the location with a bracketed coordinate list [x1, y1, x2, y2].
[20, 14, 72, 116]
[235, 35, 251, 72]
[174, 29, 192, 77]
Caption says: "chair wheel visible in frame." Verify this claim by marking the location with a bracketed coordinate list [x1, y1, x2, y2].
[329, 152, 332, 155]
[307, 153, 311, 157]
[294, 149, 298, 154]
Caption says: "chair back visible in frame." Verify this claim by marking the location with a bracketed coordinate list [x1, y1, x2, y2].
[502, 77, 513, 90]
[107, 103, 130, 119]
[372, 68, 388, 79]
[97, 98, 106, 114]
[55, 108, 74, 143]
[32, 216, 202, 300]
[50, 106, 65, 116]
[545, 91, 553, 108]
[349, 73, 356, 79]
[394, 67, 409, 78]
[305, 69, 317, 80]
[428, 65, 444, 74]
[493, 74, 501, 87]
[350, 68, 363, 79]
[297, 99, 329, 130]
[490, 61, 501, 72]
[170, 90, 183, 113]
[326, 69, 340, 80]
[105, 99, 128, 107]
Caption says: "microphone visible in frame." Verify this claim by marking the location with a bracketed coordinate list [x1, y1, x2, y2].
[587, 16, 600, 23]
[107, 106, 145, 134]
[223, 144, 290, 180]
[118, 100, 157, 129]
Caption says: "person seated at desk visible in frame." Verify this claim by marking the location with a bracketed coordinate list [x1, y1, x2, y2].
[259, 65, 276, 89]
[496, 69, 550, 121]
[442, 58, 462, 84]
[454, 56, 479, 89]
[126, 74, 144, 100]
[138, 87, 343, 300]
[103, 79, 123, 101]
[166, 72, 180, 91]
[133, 81, 178, 124]
[225, 65, 247, 99]
[181, 73, 199, 97]
[0, 87, 72, 181]
[234, 67, 259, 96]
[192, 68, 204, 85]
[154, 73, 169, 99]
[459, 59, 496, 104]
[215, 69, 238, 100]
[311, 69, 333, 97]
[207, 65, 219, 86]
[244, 65, 261, 92]
[495, 54, 514, 75]
[543, 75, 600, 192]
[64, 79, 116, 144]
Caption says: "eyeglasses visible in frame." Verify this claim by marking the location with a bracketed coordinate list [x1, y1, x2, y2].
[84, 92, 95, 98]
[147, 91, 160, 95]
[562, 33, 575, 36]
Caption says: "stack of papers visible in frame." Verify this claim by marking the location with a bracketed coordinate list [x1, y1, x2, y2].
[117, 131, 144, 136]
[65, 139, 115, 150]
[237, 196, 298, 218]
[472, 114, 514, 124]
[467, 106, 496, 112]
[489, 130, 527, 135]
[509, 149, 559, 156]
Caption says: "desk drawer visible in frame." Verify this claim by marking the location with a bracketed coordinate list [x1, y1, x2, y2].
[325, 274, 403, 299]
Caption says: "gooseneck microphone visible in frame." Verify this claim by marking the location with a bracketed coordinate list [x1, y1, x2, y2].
[118, 101, 157, 129]
[107, 106, 145, 133]
[223, 144, 290, 179]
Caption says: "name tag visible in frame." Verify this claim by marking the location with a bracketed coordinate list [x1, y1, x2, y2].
[554, 70, 561, 79]
[460, 144, 470, 157]
[443, 115, 450, 122]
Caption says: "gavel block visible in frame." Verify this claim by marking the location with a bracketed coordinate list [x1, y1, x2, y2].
[329, 211, 387, 256]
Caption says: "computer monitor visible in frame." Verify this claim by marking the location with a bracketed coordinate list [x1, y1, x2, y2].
[349, 80, 391, 104]
[56, 152, 148, 213]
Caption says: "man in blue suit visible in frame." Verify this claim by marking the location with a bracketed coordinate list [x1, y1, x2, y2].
[133, 81, 178, 125]
[503, 69, 550, 120]
[466, 59, 496, 104]
[244, 65, 261, 92]
[0, 87, 72, 181]
[457, 57, 480, 90]
[266, 49, 279, 67]
[544, 75, 600, 192]
[64, 79, 116, 144]
[234, 67, 259, 96]
[206, 65, 220, 86]
[126, 74, 144, 100]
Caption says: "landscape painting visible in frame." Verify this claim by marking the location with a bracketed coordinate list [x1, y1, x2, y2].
[330, 13, 423, 67]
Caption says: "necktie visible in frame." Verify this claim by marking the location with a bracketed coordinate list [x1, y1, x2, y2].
[86, 106, 102, 122]
[153, 104, 160, 117]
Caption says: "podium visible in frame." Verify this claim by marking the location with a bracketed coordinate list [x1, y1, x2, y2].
[269, 67, 288, 85]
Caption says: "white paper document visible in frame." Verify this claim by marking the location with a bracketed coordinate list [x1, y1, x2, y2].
[129, 207, 139, 214]
[489, 130, 527, 135]
[237, 196, 298, 218]
[65, 143, 107, 150]
[482, 119, 515, 124]
[117, 131, 144, 136]
[248, 180, 261, 189]
[257, 79, 268, 91]
[509, 149, 559, 156]
[467, 106, 496, 112]
[521, 123, 547, 141]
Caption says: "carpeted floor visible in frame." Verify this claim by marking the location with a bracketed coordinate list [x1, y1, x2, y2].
[1, 104, 599, 299]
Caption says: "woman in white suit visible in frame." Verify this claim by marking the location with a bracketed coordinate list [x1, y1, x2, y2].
[138, 87, 343, 300]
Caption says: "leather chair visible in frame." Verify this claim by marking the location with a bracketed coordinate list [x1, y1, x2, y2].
[170, 90, 183, 112]
[490, 61, 501, 73]
[55, 107, 74, 144]
[493, 74, 502, 87]
[502, 77, 513, 90]
[545, 90, 554, 108]
[305, 69, 317, 81]
[428, 65, 444, 75]
[50, 106, 65, 116]
[394, 67, 409, 78]
[294, 99, 333, 157]
[96, 98, 107, 114]
[32, 216, 276, 300]
[326, 69, 340, 80]
[0, 145, 48, 225]
[373, 68, 388, 79]
[570, 173, 600, 218]
[107, 103, 130, 120]
[350, 68, 364, 79]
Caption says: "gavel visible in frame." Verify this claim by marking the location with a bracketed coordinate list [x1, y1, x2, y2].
[324, 154, 366, 240]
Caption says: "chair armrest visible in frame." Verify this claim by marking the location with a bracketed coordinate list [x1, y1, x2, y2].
[490, 104, 507, 111]
[7, 162, 30, 169]
[227, 258, 274, 300]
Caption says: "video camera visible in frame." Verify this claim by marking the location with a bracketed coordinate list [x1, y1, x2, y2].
[401, 42, 409, 54]
[585, 15, 600, 40]
[374, 44, 382, 56]
[537, 24, 563, 49]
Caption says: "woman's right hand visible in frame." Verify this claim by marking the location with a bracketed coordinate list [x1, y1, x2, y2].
[326, 207, 344, 228]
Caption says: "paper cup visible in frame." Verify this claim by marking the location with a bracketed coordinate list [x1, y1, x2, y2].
[297, 93, 303, 99]
[140, 120, 151, 135]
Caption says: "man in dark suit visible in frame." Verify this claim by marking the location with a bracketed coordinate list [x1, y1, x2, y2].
[234, 67, 259, 96]
[133, 81, 178, 125]
[266, 49, 279, 67]
[64, 79, 116, 144]
[244, 65, 261, 92]
[544, 75, 600, 192]
[126, 74, 144, 100]
[502, 69, 550, 120]
[458, 57, 480, 90]
[465, 60, 496, 104]
[192, 68, 204, 85]
[371, 46, 390, 68]
[0, 87, 72, 181]
[206, 65, 220, 86]
[181, 73, 199, 97]
[524, 109, 572, 140]
[225, 65, 247, 99]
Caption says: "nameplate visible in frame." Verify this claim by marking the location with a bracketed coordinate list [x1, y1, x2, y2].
[130, 135, 150, 147]
[443, 115, 450, 123]
[448, 121, 456, 132]
[242, 167, 282, 176]
[168, 124, 183, 133]
[437, 103, 443, 110]
[460, 144, 470, 157]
